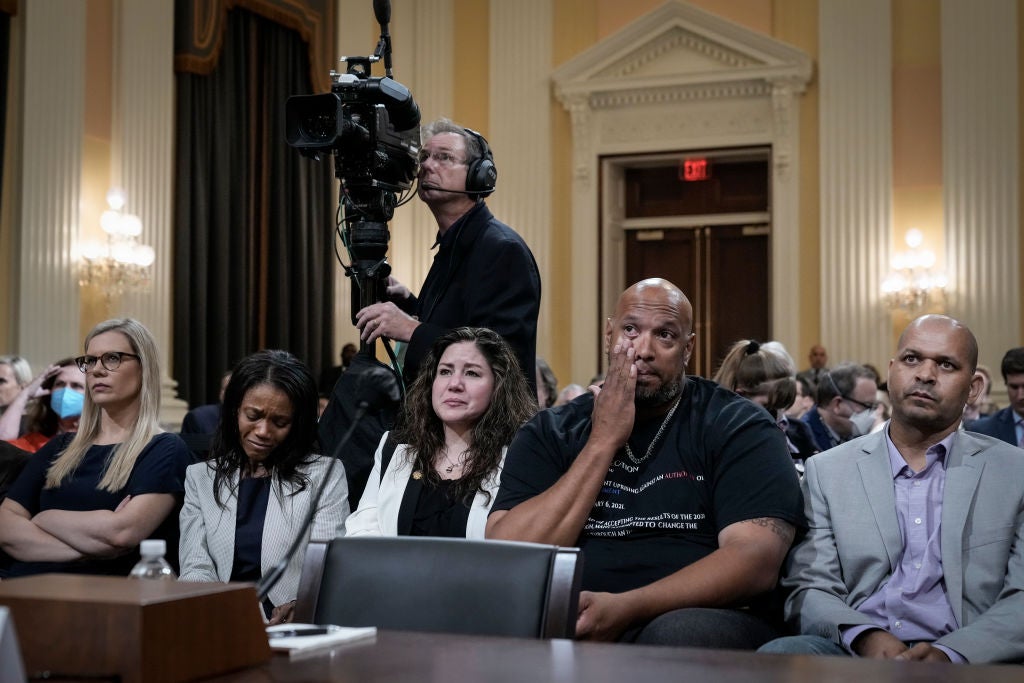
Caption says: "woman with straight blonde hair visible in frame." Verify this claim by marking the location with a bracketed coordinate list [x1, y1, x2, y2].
[0, 319, 191, 577]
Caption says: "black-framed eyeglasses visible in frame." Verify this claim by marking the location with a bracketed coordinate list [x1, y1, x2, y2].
[842, 395, 878, 412]
[75, 352, 141, 373]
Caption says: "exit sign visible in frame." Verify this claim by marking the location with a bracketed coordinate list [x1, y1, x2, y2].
[681, 158, 710, 182]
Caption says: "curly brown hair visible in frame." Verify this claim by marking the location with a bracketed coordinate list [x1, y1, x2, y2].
[392, 327, 536, 504]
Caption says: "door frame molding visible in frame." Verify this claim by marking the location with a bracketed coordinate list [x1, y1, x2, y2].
[553, 1, 810, 380]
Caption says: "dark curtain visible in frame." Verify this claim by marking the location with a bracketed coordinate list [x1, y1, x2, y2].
[0, 7, 11, 231]
[173, 8, 335, 406]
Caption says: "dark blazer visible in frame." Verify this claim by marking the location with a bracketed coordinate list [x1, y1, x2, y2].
[399, 201, 541, 392]
[785, 416, 820, 460]
[179, 404, 221, 462]
[966, 406, 1020, 447]
[801, 407, 837, 453]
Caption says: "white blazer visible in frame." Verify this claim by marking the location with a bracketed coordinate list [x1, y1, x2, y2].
[345, 431, 503, 538]
[178, 455, 349, 608]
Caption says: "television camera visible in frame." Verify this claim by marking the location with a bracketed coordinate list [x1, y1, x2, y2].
[285, 0, 420, 333]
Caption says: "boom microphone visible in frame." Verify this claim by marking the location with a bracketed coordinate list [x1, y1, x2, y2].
[419, 182, 478, 195]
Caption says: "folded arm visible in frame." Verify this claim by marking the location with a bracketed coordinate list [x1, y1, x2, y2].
[0, 498, 84, 562]
[32, 493, 176, 557]
[575, 516, 795, 641]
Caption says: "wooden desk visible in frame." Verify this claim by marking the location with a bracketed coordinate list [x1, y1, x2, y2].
[211, 630, 1023, 683]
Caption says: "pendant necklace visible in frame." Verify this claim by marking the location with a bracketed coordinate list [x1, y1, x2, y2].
[625, 397, 682, 466]
[442, 449, 466, 474]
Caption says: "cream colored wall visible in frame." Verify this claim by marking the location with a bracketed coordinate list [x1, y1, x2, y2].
[3, 1, 1020, 394]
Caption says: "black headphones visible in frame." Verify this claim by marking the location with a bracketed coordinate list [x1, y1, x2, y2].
[463, 128, 497, 198]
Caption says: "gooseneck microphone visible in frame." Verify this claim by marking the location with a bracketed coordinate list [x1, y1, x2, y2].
[256, 366, 401, 604]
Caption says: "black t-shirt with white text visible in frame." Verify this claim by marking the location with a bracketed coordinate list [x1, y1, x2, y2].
[493, 376, 805, 595]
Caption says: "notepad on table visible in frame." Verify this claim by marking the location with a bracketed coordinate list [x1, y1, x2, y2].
[266, 623, 377, 658]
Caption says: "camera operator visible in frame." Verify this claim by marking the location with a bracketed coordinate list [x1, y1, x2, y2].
[354, 118, 541, 394]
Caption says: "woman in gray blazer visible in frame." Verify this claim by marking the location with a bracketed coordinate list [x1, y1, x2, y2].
[179, 350, 349, 624]
[346, 327, 535, 538]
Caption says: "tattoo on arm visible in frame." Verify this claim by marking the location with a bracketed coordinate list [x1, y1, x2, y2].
[744, 517, 796, 544]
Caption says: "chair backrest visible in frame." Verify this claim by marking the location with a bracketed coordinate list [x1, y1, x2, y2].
[294, 536, 582, 638]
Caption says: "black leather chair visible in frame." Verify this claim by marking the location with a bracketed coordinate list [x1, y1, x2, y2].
[294, 536, 582, 638]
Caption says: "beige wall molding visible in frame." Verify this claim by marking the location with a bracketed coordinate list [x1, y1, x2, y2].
[552, 0, 811, 381]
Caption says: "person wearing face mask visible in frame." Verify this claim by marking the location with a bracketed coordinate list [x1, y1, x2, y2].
[801, 363, 879, 452]
[0, 358, 85, 452]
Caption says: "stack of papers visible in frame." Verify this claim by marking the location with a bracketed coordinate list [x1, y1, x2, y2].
[266, 623, 377, 658]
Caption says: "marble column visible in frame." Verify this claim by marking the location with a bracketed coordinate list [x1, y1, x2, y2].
[941, 0, 1019, 379]
[818, 0, 893, 368]
[15, 1, 84, 368]
[115, 0, 188, 427]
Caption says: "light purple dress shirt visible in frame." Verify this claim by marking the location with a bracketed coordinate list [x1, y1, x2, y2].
[840, 429, 966, 662]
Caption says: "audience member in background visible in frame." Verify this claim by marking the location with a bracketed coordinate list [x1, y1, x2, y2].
[0, 359, 84, 452]
[536, 358, 558, 409]
[488, 279, 803, 649]
[0, 319, 190, 577]
[966, 347, 1024, 447]
[179, 350, 349, 625]
[0, 356, 32, 420]
[555, 383, 586, 406]
[179, 370, 232, 461]
[347, 328, 535, 538]
[801, 363, 878, 452]
[761, 315, 1024, 664]
[713, 340, 817, 463]
[973, 365, 998, 416]
[869, 388, 892, 434]
[317, 342, 357, 396]
[785, 376, 816, 421]
[796, 345, 829, 390]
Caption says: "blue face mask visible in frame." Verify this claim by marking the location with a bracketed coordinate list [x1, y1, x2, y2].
[50, 387, 85, 420]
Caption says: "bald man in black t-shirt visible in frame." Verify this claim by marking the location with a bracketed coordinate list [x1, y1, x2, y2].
[488, 278, 804, 649]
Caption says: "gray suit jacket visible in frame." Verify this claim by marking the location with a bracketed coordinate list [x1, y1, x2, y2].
[178, 456, 349, 608]
[782, 429, 1024, 663]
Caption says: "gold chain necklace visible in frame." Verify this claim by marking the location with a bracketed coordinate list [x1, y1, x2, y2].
[624, 397, 681, 466]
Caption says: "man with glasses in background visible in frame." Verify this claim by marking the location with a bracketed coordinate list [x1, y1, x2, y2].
[322, 118, 542, 507]
[802, 363, 878, 452]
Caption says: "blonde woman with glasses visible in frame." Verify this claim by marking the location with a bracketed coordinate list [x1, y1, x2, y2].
[0, 319, 190, 577]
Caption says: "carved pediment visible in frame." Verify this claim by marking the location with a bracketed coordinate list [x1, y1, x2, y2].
[553, 0, 811, 102]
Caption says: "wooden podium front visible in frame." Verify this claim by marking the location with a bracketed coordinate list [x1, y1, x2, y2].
[0, 574, 271, 682]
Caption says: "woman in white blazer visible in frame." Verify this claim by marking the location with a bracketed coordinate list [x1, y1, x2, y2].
[179, 350, 349, 624]
[346, 327, 535, 538]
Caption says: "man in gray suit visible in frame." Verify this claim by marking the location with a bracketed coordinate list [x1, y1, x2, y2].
[966, 346, 1024, 447]
[760, 314, 1024, 664]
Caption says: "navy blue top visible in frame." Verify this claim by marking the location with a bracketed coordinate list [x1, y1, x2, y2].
[409, 478, 471, 537]
[230, 476, 271, 582]
[3, 431, 190, 577]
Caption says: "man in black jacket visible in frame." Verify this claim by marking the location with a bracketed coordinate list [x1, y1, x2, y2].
[354, 118, 541, 392]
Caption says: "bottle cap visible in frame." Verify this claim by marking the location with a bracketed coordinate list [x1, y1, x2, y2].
[140, 539, 166, 557]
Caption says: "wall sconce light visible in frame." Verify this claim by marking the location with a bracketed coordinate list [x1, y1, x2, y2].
[78, 188, 155, 300]
[881, 228, 948, 312]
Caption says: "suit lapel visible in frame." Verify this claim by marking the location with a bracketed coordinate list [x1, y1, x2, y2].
[857, 441, 902, 571]
[941, 434, 984, 626]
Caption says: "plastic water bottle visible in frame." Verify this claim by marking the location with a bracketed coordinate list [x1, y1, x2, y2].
[128, 539, 177, 580]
